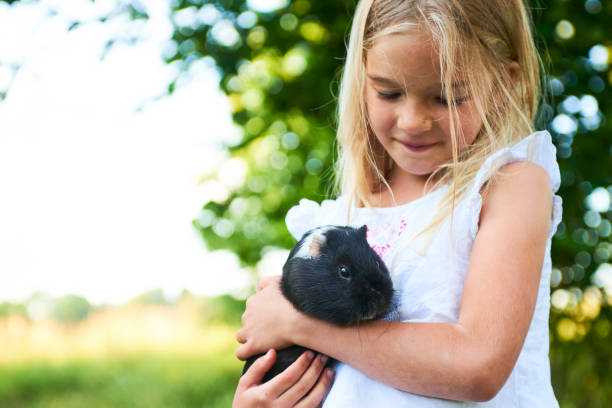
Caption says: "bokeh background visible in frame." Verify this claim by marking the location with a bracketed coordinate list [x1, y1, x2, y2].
[0, 0, 610, 407]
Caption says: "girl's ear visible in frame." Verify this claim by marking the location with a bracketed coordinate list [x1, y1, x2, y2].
[508, 61, 519, 81]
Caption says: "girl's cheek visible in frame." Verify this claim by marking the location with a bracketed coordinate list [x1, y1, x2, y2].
[366, 103, 386, 132]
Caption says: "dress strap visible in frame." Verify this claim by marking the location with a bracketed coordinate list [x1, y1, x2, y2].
[469, 130, 561, 196]
[468, 130, 563, 240]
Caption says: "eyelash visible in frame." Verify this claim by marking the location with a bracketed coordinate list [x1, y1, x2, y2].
[376, 91, 466, 106]
[438, 97, 467, 106]
[377, 91, 401, 100]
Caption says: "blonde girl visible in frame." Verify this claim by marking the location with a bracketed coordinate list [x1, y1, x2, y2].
[233, 0, 562, 406]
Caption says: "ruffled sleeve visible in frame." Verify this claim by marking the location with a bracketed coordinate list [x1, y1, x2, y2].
[468, 130, 563, 240]
[285, 196, 350, 241]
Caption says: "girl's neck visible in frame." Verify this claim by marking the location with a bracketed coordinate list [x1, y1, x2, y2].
[367, 166, 437, 208]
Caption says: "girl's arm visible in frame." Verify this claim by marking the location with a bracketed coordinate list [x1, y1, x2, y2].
[236, 161, 553, 402]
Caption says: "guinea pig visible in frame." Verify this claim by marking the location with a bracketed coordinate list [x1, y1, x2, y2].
[242, 224, 395, 382]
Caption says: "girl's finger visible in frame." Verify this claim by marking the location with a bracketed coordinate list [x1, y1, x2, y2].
[278, 353, 329, 406]
[294, 368, 334, 408]
[264, 350, 316, 398]
[235, 342, 251, 361]
[237, 349, 276, 389]
[257, 275, 278, 291]
[235, 327, 246, 344]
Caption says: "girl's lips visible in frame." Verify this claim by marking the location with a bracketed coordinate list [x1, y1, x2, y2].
[399, 141, 438, 152]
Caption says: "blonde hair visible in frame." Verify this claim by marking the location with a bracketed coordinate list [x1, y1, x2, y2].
[333, 0, 544, 246]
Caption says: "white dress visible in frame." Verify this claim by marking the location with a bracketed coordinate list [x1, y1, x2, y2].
[285, 130, 562, 407]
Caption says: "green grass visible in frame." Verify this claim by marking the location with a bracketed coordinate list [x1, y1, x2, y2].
[3, 294, 609, 407]
[0, 352, 242, 408]
[0, 295, 248, 408]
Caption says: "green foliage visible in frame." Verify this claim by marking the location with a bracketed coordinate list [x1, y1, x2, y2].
[171, 0, 355, 265]
[550, 309, 612, 408]
[6, 293, 93, 323]
[130, 289, 169, 305]
[200, 293, 246, 326]
[0, 302, 27, 319]
[50, 295, 91, 323]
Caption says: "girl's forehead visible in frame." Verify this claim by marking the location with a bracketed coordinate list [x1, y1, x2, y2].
[365, 32, 442, 88]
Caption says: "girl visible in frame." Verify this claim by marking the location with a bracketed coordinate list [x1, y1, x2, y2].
[234, 0, 562, 406]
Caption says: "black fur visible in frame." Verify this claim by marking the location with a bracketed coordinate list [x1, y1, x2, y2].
[242, 225, 395, 383]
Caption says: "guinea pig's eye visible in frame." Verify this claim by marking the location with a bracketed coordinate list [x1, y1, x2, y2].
[337, 265, 351, 280]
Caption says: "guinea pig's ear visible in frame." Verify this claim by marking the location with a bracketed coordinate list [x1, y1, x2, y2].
[307, 231, 326, 258]
[358, 225, 368, 240]
[294, 229, 327, 259]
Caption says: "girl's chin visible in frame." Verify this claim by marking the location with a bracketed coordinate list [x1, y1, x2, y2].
[394, 164, 438, 177]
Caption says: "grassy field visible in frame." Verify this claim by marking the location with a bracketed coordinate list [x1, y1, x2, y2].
[1, 294, 610, 407]
[0, 296, 244, 408]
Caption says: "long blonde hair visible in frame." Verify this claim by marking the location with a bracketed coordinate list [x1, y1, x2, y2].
[333, 0, 544, 241]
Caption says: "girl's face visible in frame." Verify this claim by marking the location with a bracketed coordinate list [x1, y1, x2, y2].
[365, 32, 483, 182]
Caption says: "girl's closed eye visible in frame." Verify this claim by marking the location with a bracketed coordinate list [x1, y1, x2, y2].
[376, 90, 467, 106]
[437, 95, 467, 106]
[377, 90, 401, 100]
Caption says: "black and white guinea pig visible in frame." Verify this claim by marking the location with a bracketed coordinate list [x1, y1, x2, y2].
[242, 224, 395, 382]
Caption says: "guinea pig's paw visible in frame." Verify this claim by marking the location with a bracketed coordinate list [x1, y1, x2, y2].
[382, 296, 402, 322]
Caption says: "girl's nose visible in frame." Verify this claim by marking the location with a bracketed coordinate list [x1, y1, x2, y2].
[396, 99, 433, 133]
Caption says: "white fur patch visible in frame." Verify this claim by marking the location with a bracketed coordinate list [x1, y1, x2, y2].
[294, 226, 333, 259]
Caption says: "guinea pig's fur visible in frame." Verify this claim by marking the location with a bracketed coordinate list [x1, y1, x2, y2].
[242, 225, 395, 382]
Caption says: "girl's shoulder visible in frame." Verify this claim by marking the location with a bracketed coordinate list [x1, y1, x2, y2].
[470, 130, 561, 196]
[479, 160, 554, 226]
[466, 130, 563, 241]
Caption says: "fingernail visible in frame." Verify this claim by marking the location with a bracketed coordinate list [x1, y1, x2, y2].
[320, 355, 328, 364]
[266, 349, 273, 357]
[326, 369, 334, 379]
[305, 351, 314, 360]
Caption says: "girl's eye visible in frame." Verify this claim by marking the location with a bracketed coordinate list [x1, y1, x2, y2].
[437, 97, 466, 106]
[338, 265, 351, 280]
[377, 91, 401, 100]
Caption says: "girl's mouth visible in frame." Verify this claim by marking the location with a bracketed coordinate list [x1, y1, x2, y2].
[399, 141, 438, 152]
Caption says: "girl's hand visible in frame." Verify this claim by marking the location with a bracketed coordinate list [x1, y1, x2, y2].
[236, 276, 302, 360]
[233, 349, 334, 408]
